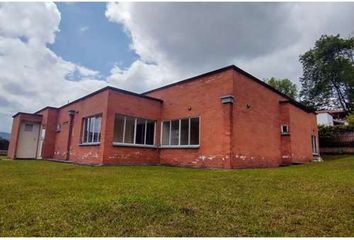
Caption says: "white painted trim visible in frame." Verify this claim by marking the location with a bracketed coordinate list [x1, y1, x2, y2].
[122, 116, 126, 143]
[112, 142, 156, 148]
[178, 119, 181, 145]
[169, 120, 172, 145]
[79, 142, 100, 146]
[160, 116, 200, 147]
[133, 118, 137, 144]
[82, 115, 102, 144]
[144, 120, 147, 144]
[159, 145, 200, 149]
[280, 124, 289, 134]
[114, 114, 157, 146]
[153, 121, 156, 146]
[188, 118, 191, 145]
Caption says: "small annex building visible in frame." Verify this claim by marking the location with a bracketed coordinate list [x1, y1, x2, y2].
[8, 65, 319, 168]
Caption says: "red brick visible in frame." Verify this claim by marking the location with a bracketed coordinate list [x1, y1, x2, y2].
[8, 66, 318, 169]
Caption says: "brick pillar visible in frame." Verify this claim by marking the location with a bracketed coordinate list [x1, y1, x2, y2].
[220, 95, 234, 169]
[279, 101, 292, 165]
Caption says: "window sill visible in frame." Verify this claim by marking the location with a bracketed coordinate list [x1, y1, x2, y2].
[160, 145, 200, 149]
[79, 142, 100, 147]
[281, 133, 290, 136]
[112, 142, 157, 148]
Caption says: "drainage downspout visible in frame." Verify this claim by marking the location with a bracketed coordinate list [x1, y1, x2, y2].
[66, 110, 76, 161]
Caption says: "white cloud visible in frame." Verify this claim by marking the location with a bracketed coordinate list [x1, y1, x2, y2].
[79, 26, 89, 33]
[0, 2, 353, 133]
[0, 3, 106, 132]
[105, 2, 354, 89]
[0, 3, 60, 45]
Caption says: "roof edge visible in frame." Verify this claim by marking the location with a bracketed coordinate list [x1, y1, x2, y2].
[34, 106, 59, 114]
[143, 65, 235, 95]
[143, 65, 314, 113]
[12, 112, 42, 118]
[59, 86, 162, 110]
[33, 86, 163, 115]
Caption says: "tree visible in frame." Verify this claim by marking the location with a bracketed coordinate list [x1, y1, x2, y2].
[266, 77, 298, 99]
[347, 113, 354, 126]
[299, 34, 354, 112]
[0, 137, 9, 150]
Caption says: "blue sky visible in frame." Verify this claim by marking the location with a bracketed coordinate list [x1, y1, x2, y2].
[49, 2, 137, 78]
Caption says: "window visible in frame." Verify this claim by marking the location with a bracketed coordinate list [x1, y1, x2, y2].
[82, 115, 102, 144]
[161, 117, 200, 147]
[280, 124, 289, 135]
[171, 120, 179, 145]
[161, 121, 170, 145]
[124, 116, 135, 144]
[311, 135, 318, 154]
[56, 123, 61, 132]
[24, 123, 33, 132]
[113, 114, 156, 146]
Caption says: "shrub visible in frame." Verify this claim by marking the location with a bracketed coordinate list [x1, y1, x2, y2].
[318, 125, 354, 137]
[347, 113, 354, 126]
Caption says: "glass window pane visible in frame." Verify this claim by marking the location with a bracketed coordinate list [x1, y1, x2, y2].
[85, 118, 90, 143]
[93, 116, 101, 142]
[312, 136, 317, 153]
[162, 121, 170, 145]
[89, 117, 95, 143]
[171, 120, 179, 145]
[124, 116, 135, 143]
[135, 118, 145, 144]
[83, 119, 88, 143]
[180, 119, 189, 145]
[146, 121, 155, 145]
[190, 117, 199, 145]
[114, 114, 124, 142]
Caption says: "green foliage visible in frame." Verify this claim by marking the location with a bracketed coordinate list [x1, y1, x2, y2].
[318, 125, 354, 138]
[346, 113, 354, 126]
[266, 77, 298, 99]
[299, 35, 354, 112]
[0, 159, 354, 236]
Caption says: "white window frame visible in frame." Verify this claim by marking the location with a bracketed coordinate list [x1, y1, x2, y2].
[81, 114, 102, 145]
[280, 124, 289, 135]
[311, 135, 318, 154]
[160, 116, 200, 148]
[113, 114, 156, 148]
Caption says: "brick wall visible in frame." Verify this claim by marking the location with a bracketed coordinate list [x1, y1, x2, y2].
[8, 67, 318, 169]
[101, 89, 162, 165]
[37, 108, 59, 159]
[231, 70, 317, 168]
[231, 70, 286, 168]
[53, 90, 109, 165]
[7, 115, 20, 159]
[147, 69, 235, 168]
[287, 104, 317, 163]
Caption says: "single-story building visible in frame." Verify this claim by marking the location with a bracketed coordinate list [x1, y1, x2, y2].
[7, 65, 319, 168]
[316, 109, 349, 126]
[316, 112, 334, 126]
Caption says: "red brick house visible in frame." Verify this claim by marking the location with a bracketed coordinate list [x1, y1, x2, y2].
[7, 65, 319, 168]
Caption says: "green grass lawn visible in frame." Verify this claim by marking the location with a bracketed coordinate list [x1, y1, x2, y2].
[0, 156, 353, 237]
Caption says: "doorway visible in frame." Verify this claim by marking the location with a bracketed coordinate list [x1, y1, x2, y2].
[16, 122, 40, 159]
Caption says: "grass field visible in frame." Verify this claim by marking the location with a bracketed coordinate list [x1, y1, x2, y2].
[0, 155, 353, 237]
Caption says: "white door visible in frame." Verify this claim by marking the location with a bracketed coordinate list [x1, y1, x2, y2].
[16, 122, 40, 159]
[37, 127, 46, 159]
